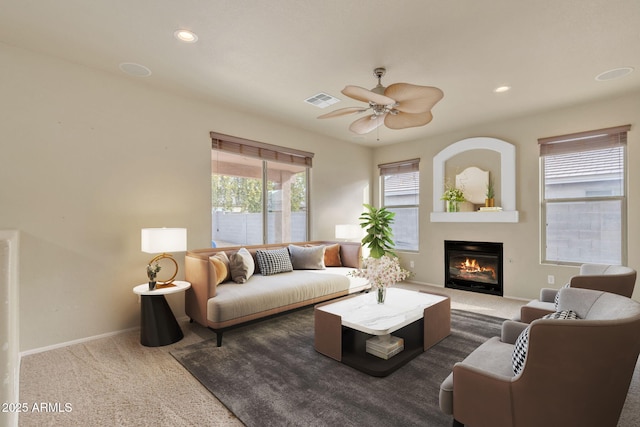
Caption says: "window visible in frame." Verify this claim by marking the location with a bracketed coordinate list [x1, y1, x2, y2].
[211, 132, 312, 247]
[380, 159, 420, 252]
[539, 125, 629, 265]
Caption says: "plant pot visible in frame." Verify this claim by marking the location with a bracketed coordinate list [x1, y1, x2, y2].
[148, 281, 156, 291]
[485, 198, 495, 207]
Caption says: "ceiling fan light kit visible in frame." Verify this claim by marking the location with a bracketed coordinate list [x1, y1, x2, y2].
[318, 67, 443, 135]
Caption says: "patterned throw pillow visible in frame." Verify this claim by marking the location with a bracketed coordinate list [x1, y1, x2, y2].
[256, 248, 293, 276]
[512, 309, 580, 375]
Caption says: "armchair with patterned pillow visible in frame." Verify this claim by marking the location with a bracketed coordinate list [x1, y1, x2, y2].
[518, 263, 636, 323]
[439, 287, 640, 427]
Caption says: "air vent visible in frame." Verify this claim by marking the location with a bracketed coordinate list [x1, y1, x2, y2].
[304, 93, 340, 108]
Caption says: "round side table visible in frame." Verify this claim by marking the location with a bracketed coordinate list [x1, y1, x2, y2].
[133, 280, 191, 347]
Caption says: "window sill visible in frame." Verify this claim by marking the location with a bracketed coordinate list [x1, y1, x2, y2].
[430, 211, 519, 223]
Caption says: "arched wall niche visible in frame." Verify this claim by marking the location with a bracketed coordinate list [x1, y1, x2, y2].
[431, 137, 519, 223]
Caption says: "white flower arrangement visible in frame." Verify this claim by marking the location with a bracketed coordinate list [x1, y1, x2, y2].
[348, 255, 412, 289]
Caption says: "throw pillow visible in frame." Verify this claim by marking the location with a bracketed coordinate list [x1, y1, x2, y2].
[511, 309, 580, 375]
[324, 243, 342, 267]
[209, 252, 231, 285]
[554, 283, 571, 308]
[289, 244, 326, 270]
[256, 248, 293, 276]
[229, 248, 255, 283]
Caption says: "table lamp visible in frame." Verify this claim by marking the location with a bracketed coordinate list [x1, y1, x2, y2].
[141, 228, 187, 286]
[335, 224, 362, 241]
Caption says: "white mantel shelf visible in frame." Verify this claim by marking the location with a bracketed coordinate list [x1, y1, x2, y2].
[430, 211, 519, 223]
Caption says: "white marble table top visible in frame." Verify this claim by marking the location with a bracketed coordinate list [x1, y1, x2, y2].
[317, 287, 448, 335]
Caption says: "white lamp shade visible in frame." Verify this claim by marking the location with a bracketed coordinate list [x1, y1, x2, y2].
[141, 228, 187, 253]
[335, 224, 362, 240]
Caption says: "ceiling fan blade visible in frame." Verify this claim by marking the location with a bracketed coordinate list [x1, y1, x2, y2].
[317, 107, 366, 119]
[384, 83, 444, 114]
[349, 114, 387, 134]
[342, 85, 396, 106]
[384, 111, 433, 130]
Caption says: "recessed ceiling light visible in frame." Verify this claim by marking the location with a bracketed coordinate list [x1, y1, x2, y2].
[119, 62, 152, 77]
[493, 85, 511, 93]
[595, 67, 633, 81]
[174, 29, 198, 43]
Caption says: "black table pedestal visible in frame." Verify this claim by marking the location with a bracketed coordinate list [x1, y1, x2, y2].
[140, 295, 183, 347]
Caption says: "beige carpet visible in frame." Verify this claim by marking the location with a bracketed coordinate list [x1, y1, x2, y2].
[18, 284, 640, 426]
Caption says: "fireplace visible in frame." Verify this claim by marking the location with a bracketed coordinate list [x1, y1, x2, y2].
[444, 240, 503, 296]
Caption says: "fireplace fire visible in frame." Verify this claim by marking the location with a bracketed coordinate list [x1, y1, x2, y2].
[445, 240, 503, 296]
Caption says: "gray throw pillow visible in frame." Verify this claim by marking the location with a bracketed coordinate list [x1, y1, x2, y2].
[288, 245, 326, 270]
[229, 247, 255, 283]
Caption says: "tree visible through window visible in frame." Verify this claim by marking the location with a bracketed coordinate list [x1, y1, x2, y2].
[380, 159, 420, 252]
[210, 133, 312, 247]
[539, 125, 629, 265]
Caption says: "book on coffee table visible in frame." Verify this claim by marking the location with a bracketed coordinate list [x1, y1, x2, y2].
[366, 335, 404, 360]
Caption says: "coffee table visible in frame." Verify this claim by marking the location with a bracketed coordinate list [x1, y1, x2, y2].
[314, 288, 450, 376]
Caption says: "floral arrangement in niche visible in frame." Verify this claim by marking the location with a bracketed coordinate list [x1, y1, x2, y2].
[440, 184, 466, 203]
[440, 181, 466, 212]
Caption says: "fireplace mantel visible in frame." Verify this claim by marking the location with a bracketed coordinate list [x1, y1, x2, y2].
[431, 137, 519, 223]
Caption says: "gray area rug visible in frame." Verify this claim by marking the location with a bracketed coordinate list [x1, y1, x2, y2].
[171, 308, 504, 427]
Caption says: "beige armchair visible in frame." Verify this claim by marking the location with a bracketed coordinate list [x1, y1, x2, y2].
[439, 287, 640, 427]
[519, 263, 636, 323]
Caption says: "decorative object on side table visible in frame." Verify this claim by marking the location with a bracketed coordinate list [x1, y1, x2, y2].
[441, 184, 466, 212]
[485, 177, 495, 207]
[141, 227, 187, 288]
[147, 262, 161, 290]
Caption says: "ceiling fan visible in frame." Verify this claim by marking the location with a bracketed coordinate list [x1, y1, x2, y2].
[318, 67, 444, 135]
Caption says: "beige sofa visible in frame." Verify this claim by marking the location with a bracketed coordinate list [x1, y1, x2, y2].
[184, 241, 368, 346]
[439, 287, 640, 427]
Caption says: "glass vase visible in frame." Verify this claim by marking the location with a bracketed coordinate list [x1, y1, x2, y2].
[376, 287, 386, 304]
[446, 200, 460, 212]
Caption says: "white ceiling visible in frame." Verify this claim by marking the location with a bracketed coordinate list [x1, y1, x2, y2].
[1, 0, 638, 146]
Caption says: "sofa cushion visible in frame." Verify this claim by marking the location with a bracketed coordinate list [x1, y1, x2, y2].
[512, 310, 579, 375]
[256, 248, 293, 276]
[229, 248, 255, 283]
[289, 244, 326, 270]
[209, 252, 231, 285]
[324, 243, 342, 267]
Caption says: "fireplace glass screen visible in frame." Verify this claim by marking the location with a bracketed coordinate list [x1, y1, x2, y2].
[445, 241, 503, 296]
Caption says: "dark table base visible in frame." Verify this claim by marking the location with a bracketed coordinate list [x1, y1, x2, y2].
[140, 295, 183, 347]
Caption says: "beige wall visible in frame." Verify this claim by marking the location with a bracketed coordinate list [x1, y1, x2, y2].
[0, 43, 371, 351]
[374, 90, 640, 301]
[3, 41, 637, 352]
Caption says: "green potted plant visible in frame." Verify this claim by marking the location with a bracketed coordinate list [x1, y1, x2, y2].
[358, 203, 396, 259]
[485, 178, 495, 207]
